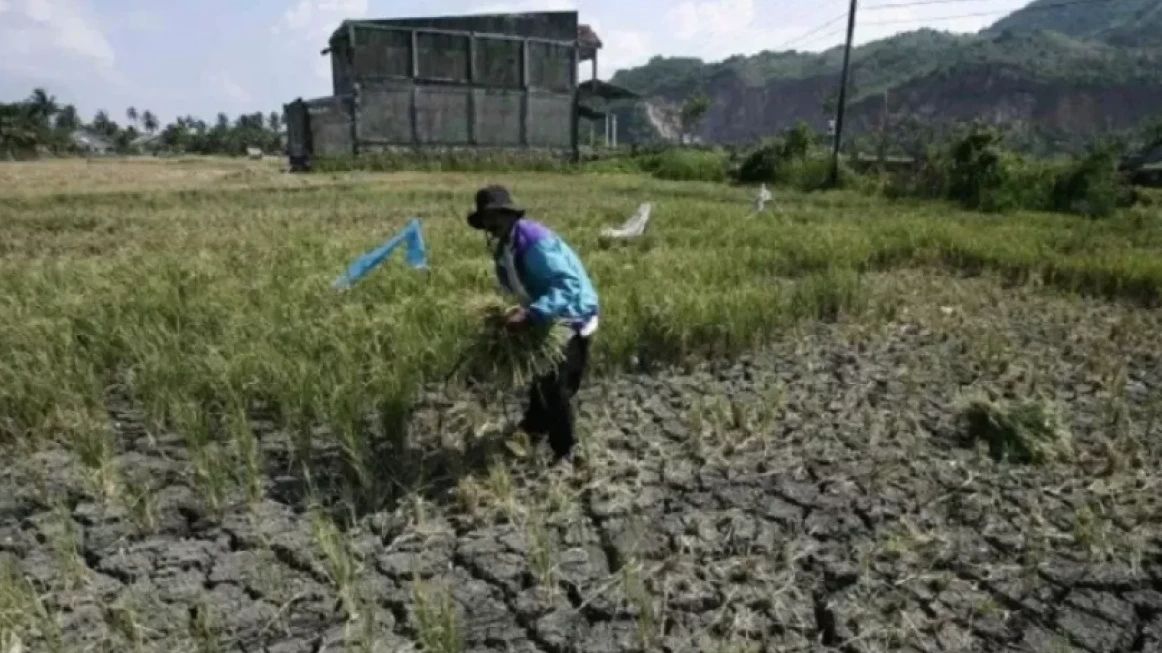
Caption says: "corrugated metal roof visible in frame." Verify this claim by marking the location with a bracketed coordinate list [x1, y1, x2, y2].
[330, 11, 580, 44]
[578, 79, 641, 100]
[70, 129, 112, 151]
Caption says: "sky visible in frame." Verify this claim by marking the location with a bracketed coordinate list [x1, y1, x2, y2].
[0, 0, 1033, 125]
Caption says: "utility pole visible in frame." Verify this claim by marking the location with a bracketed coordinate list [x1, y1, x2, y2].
[878, 89, 889, 167]
[829, 0, 858, 188]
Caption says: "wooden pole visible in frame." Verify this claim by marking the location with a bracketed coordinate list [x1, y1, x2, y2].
[829, 0, 858, 188]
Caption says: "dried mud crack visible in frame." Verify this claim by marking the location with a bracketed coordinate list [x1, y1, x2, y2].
[2, 273, 1161, 652]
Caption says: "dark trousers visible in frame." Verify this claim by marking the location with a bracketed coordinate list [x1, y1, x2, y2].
[523, 334, 590, 459]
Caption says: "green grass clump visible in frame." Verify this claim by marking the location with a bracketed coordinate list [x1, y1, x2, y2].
[580, 154, 649, 175]
[958, 396, 1073, 464]
[0, 558, 59, 649]
[412, 582, 462, 653]
[788, 268, 866, 322]
[639, 148, 728, 182]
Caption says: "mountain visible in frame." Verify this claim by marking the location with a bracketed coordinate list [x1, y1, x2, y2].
[606, 1, 1162, 152]
[985, 0, 1162, 47]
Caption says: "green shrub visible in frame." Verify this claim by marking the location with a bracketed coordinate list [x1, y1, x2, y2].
[784, 155, 858, 191]
[997, 154, 1057, 212]
[1050, 145, 1130, 218]
[947, 125, 1008, 211]
[732, 122, 817, 184]
[733, 140, 782, 184]
[881, 154, 948, 201]
[877, 126, 1135, 218]
[640, 148, 727, 182]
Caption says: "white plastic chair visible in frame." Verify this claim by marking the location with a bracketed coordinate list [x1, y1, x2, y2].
[601, 202, 653, 240]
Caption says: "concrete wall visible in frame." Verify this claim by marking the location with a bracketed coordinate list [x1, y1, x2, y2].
[306, 96, 353, 157]
[313, 12, 578, 154]
[350, 83, 574, 148]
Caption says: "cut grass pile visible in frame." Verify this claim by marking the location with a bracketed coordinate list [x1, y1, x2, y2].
[0, 157, 1159, 499]
[958, 395, 1074, 464]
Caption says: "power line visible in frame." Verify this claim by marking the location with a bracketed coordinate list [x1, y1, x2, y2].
[861, 0, 1116, 26]
[864, 0, 1112, 10]
[776, 0, 958, 52]
[779, 0, 1112, 52]
[789, 26, 850, 50]
[782, 12, 850, 49]
[773, 0, 851, 35]
[863, 0, 1021, 10]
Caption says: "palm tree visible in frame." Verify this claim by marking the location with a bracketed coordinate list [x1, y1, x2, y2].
[126, 107, 138, 125]
[142, 110, 158, 135]
[27, 88, 58, 123]
[0, 104, 41, 151]
[55, 105, 80, 132]
[92, 110, 112, 135]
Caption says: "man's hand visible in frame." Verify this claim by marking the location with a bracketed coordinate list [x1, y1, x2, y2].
[504, 306, 529, 331]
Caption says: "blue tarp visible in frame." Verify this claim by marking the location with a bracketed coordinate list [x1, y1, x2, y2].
[332, 218, 428, 290]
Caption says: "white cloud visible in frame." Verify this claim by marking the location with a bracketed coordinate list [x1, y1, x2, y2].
[312, 54, 334, 82]
[272, 0, 372, 87]
[470, 0, 578, 13]
[121, 9, 162, 32]
[582, 22, 653, 79]
[206, 72, 252, 107]
[0, 0, 115, 79]
[273, 0, 369, 43]
[24, 0, 50, 21]
[668, 0, 755, 41]
[656, 0, 803, 61]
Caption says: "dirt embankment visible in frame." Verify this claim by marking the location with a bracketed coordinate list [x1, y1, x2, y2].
[2, 273, 1160, 652]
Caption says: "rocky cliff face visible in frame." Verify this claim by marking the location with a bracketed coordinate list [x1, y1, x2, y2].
[634, 63, 1162, 148]
[611, 1, 1162, 151]
[845, 65, 1162, 134]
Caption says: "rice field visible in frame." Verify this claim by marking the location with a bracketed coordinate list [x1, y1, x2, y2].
[1, 156, 1161, 652]
[3, 158, 1159, 448]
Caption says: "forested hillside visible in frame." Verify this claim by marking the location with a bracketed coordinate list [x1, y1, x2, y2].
[606, 0, 1162, 152]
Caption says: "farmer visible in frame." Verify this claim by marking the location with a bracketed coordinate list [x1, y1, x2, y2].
[467, 185, 599, 465]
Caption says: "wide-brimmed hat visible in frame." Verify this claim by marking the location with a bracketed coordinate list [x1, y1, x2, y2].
[467, 185, 525, 230]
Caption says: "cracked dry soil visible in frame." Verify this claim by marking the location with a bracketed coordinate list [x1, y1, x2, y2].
[2, 273, 1161, 653]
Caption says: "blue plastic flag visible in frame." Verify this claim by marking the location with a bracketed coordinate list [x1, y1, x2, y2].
[332, 218, 428, 290]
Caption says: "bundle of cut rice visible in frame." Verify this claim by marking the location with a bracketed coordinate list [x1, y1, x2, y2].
[459, 297, 572, 390]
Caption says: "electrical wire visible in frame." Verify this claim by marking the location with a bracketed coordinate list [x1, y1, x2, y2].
[861, 0, 1116, 26]
[864, 0, 1033, 10]
[772, 0, 852, 34]
[800, 27, 852, 49]
[781, 12, 851, 49]
[778, 0, 1113, 52]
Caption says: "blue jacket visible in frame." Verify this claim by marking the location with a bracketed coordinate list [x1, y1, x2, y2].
[494, 218, 599, 334]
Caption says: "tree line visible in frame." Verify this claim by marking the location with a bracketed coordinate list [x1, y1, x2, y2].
[0, 88, 285, 158]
